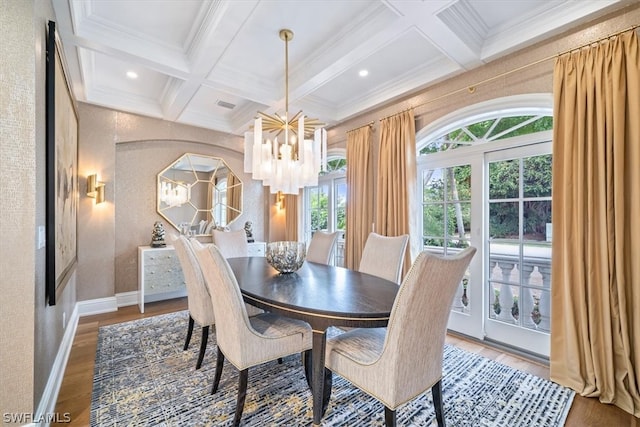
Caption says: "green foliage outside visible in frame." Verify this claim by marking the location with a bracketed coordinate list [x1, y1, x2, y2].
[489, 155, 552, 240]
[422, 115, 553, 246]
[310, 188, 329, 231]
[309, 158, 347, 234]
[311, 191, 346, 232]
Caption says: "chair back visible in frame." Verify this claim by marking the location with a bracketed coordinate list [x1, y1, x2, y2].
[193, 243, 253, 367]
[306, 231, 339, 265]
[382, 247, 476, 399]
[171, 235, 215, 326]
[212, 229, 248, 258]
[358, 232, 409, 284]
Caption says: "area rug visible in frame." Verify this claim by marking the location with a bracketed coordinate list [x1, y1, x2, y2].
[90, 311, 574, 426]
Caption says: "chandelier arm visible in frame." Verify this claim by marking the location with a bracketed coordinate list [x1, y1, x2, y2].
[289, 110, 302, 123]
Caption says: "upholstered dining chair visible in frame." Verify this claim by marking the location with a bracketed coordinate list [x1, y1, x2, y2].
[212, 229, 248, 258]
[306, 231, 339, 265]
[190, 239, 263, 318]
[325, 246, 477, 427]
[358, 232, 409, 284]
[193, 243, 313, 427]
[171, 235, 215, 370]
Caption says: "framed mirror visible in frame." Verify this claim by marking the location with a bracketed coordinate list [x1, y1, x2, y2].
[157, 153, 242, 236]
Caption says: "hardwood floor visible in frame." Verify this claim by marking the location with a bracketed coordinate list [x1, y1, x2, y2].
[54, 298, 636, 426]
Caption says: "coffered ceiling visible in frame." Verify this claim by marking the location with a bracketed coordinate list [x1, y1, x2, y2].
[51, 0, 631, 137]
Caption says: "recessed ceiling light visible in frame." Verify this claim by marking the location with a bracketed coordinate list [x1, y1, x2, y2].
[359, 69, 369, 77]
[126, 71, 138, 79]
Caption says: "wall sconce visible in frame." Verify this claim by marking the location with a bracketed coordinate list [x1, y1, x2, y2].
[275, 191, 285, 210]
[87, 174, 105, 204]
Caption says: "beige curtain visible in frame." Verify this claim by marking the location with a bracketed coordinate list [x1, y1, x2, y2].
[376, 110, 417, 277]
[226, 172, 241, 223]
[345, 126, 373, 270]
[284, 193, 298, 241]
[550, 30, 640, 417]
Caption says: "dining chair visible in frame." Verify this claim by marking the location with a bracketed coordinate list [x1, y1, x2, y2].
[212, 229, 248, 258]
[170, 235, 215, 370]
[324, 246, 477, 427]
[193, 243, 313, 427]
[359, 232, 409, 284]
[190, 239, 263, 318]
[306, 231, 339, 265]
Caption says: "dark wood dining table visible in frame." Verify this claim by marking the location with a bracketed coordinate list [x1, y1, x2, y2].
[226, 256, 399, 426]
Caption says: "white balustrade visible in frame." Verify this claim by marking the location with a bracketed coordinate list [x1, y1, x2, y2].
[489, 251, 551, 332]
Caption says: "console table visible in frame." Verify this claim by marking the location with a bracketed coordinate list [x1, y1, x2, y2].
[138, 245, 186, 313]
[138, 241, 266, 313]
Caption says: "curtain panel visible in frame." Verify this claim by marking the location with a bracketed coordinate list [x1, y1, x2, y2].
[345, 126, 373, 270]
[284, 193, 298, 241]
[376, 110, 417, 277]
[550, 30, 640, 416]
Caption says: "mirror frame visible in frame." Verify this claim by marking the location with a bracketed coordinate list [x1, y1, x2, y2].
[156, 153, 243, 236]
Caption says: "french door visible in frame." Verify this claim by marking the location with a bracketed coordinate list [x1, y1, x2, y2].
[303, 176, 347, 266]
[419, 136, 552, 356]
[484, 144, 551, 356]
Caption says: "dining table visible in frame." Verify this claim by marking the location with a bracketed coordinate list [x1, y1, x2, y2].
[226, 256, 399, 426]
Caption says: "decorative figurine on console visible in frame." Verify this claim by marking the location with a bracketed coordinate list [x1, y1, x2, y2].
[151, 221, 167, 247]
[244, 221, 254, 243]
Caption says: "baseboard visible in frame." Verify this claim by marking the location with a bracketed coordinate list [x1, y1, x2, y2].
[31, 294, 135, 427]
[77, 296, 118, 317]
[33, 304, 79, 427]
[116, 291, 138, 307]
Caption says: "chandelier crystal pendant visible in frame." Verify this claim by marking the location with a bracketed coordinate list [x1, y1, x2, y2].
[244, 29, 327, 195]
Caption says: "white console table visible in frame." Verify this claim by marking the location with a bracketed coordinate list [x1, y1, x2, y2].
[138, 245, 186, 313]
[138, 241, 266, 313]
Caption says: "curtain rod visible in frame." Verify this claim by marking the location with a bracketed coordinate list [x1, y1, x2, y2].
[392, 24, 640, 117]
[346, 121, 374, 134]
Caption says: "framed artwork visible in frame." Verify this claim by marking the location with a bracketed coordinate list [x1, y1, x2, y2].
[46, 20, 78, 306]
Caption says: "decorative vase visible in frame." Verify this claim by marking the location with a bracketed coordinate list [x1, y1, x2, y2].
[266, 241, 306, 273]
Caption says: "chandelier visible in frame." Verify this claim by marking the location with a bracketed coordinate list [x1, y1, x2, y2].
[244, 29, 327, 195]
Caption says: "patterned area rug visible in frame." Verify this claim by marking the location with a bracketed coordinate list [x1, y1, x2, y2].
[91, 311, 574, 426]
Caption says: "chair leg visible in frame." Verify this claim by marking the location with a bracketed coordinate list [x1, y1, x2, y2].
[431, 379, 446, 427]
[303, 350, 312, 389]
[195, 326, 209, 370]
[322, 368, 333, 416]
[384, 406, 396, 427]
[233, 368, 249, 427]
[183, 315, 195, 350]
[211, 347, 225, 394]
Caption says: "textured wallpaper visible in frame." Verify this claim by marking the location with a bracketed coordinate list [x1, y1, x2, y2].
[77, 103, 267, 297]
[114, 140, 265, 293]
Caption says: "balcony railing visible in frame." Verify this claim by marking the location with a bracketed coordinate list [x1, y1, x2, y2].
[437, 243, 551, 334]
[487, 250, 551, 333]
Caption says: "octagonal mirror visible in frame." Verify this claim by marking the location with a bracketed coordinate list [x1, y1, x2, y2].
[157, 153, 242, 236]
